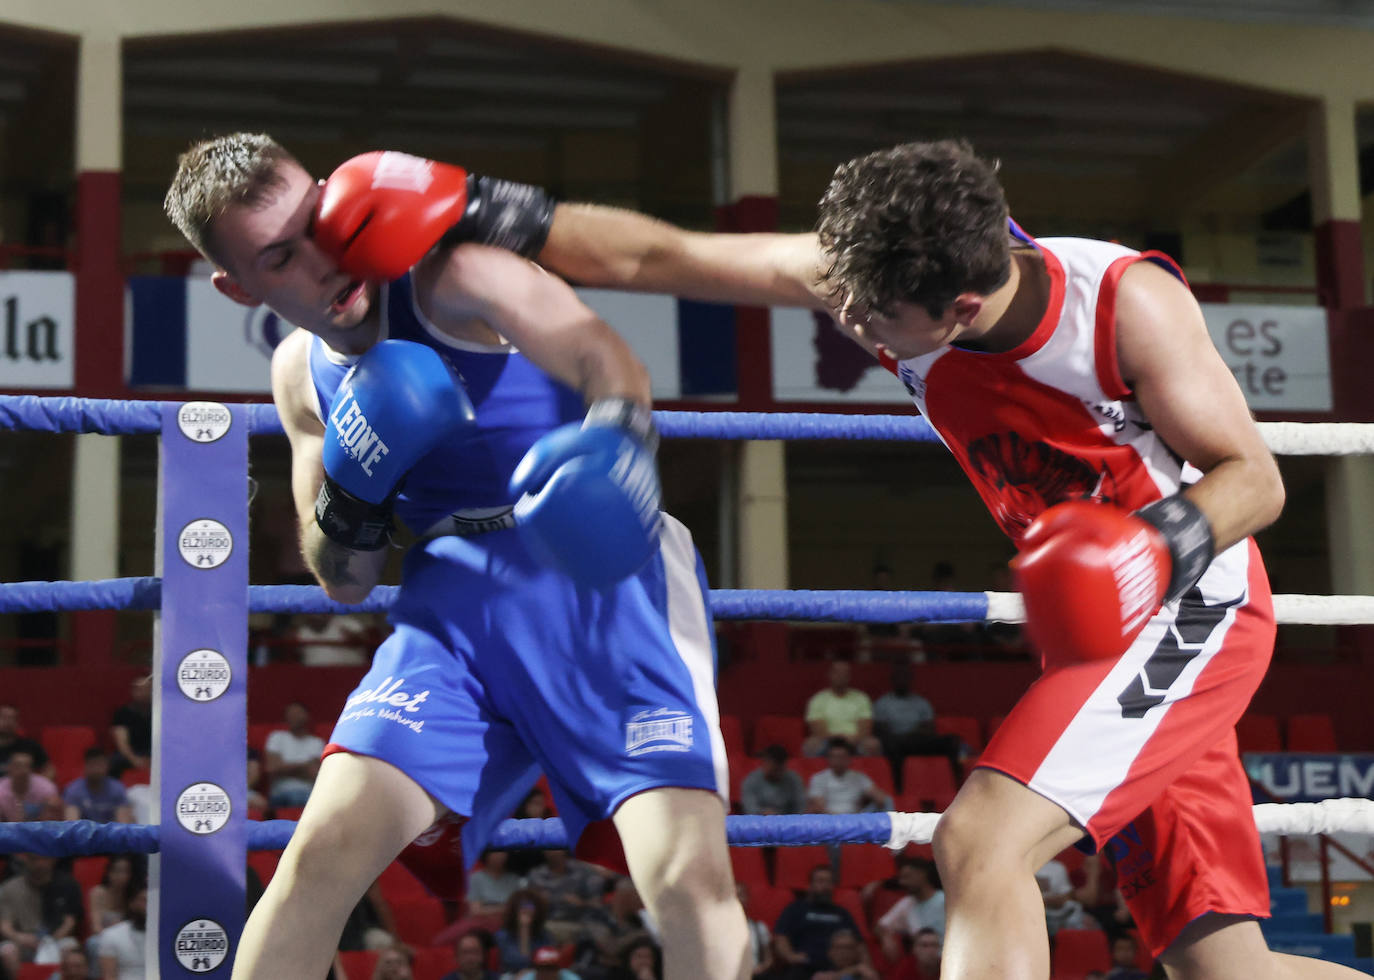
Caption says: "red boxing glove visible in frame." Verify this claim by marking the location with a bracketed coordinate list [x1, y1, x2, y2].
[1011, 501, 1172, 667]
[314, 151, 471, 282]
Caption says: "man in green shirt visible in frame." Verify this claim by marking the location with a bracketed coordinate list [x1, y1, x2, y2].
[803, 662, 881, 756]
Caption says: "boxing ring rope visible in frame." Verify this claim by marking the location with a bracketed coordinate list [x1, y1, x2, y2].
[4, 393, 1374, 969]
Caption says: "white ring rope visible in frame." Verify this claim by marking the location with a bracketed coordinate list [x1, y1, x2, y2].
[1259, 422, 1374, 456]
[984, 592, 1374, 626]
[886, 798, 1374, 849]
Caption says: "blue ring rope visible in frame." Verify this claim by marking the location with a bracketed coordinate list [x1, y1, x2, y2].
[0, 395, 937, 443]
[0, 578, 988, 623]
[0, 814, 893, 856]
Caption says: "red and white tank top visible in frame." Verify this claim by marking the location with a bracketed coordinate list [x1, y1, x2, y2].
[887, 236, 1199, 547]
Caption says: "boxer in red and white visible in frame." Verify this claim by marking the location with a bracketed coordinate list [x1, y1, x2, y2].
[449, 140, 1356, 980]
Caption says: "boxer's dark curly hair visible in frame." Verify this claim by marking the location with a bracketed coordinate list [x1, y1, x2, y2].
[163, 132, 295, 268]
[817, 140, 1013, 319]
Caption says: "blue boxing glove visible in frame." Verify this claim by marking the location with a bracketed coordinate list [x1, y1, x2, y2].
[509, 398, 663, 587]
[316, 340, 475, 549]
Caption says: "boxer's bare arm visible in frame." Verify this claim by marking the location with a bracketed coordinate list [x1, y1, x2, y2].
[541, 204, 829, 310]
[1116, 261, 1284, 551]
[270, 331, 388, 603]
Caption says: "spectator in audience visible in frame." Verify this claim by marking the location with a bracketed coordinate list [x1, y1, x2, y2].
[507, 943, 582, 980]
[856, 565, 916, 661]
[608, 937, 661, 980]
[871, 665, 964, 787]
[371, 944, 415, 980]
[876, 856, 946, 961]
[807, 738, 892, 815]
[469, 850, 525, 918]
[575, 877, 654, 980]
[495, 889, 556, 974]
[1036, 856, 1093, 937]
[108, 676, 153, 776]
[63, 748, 132, 823]
[1104, 934, 1148, 980]
[0, 854, 82, 976]
[891, 927, 942, 980]
[291, 611, 370, 666]
[740, 745, 807, 815]
[811, 928, 880, 980]
[0, 750, 61, 821]
[441, 930, 499, 980]
[526, 848, 606, 943]
[736, 883, 773, 977]
[978, 562, 1027, 656]
[0, 704, 49, 778]
[96, 884, 146, 980]
[803, 662, 881, 757]
[47, 945, 89, 980]
[246, 747, 268, 813]
[773, 864, 865, 980]
[87, 855, 144, 934]
[507, 788, 553, 876]
[264, 701, 324, 808]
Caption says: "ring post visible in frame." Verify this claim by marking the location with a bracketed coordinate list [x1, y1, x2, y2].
[154, 402, 248, 975]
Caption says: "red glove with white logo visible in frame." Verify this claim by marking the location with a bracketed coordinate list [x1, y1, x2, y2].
[1011, 501, 1172, 667]
[314, 151, 555, 282]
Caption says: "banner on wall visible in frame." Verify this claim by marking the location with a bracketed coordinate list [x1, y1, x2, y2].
[0, 271, 74, 388]
[770, 303, 1333, 411]
[1245, 753, 1374, 804]
[128, 278, 733, 399]
[1198, 304, 1332, 412]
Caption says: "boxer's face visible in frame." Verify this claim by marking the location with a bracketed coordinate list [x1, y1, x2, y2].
[210, 159, 376, 344]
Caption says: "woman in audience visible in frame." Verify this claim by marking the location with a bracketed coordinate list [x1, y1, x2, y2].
[495, 889, 555, 974]
[370, 944, 414, 980]
[87, 854, 143, 933]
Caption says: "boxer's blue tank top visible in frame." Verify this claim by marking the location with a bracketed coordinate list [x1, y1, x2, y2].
[307, 272, 584, 534]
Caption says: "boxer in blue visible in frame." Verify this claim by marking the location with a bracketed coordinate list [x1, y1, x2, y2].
[164, 136, 748, 980]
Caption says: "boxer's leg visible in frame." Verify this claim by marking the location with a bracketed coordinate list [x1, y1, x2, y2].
[615, 786, 749, 980]
[1162, 915, 1372, 979]
[232, 753, 440, 979]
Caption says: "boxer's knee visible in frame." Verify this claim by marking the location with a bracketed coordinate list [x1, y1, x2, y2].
[934, 768, 1080, 887]
[616, 787, 735, 912]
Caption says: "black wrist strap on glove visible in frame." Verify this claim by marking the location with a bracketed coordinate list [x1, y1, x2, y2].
[443, 175, 556, 258]
[585, 397, 659, 453]
[314, 475, 395, 551]
[1136, 494, 1215, 603]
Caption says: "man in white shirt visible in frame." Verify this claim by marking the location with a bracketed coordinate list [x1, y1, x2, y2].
[876, 857, 947, 961]
[806, 739, 892, 815]
[264, 702, 325, 808]
[97, 886, 146, 980]
[1036, 858, 1092, 936]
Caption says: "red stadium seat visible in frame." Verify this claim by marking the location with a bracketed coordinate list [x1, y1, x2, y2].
[313, 720, 335, 742]
[247, 723, 276, 754]
[935, 715, 983, 752]
[41, 725, 98, 786]
[839, 844, 894, 890]
[794, 756, 827, 785]
[377, 860, 429, 901]
[1051, 928, 1110, 980]
[730, 846, 770, 889]
[410, 945, 458, 980]
[901, 757, 958, 808]
[120, 767, 150, 788]
[1286, 714, 1338, 752]
[390, 896, 449, 947]
[728, 754, 752, 809]
[274, 806, 306, 821]
[746, 884, 797, 929]
[849, 756, 896, 798]
[751, 715, 805, 757]
[719, 714, 748, 758]
[833, 886, 872, 939]
[1236, 714, 1282, 753]
[774, 844, 834, 891]
[17, 965, 53, 980]
[71, 855, 108, 896]
[336, 950, 379, 980]
[248, 850, 281, 888]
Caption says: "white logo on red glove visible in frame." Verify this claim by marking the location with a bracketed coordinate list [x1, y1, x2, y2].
[371, 151, 436, 195]
[1110, 530, 1162, 633]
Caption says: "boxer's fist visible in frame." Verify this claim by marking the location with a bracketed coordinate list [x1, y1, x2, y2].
[316, 340, 475, 549]
[509, 399, 662, 588]
[315, 151, 471, 282]
[315, 151, 556, 282]
[1011, 501, 1171, 666]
